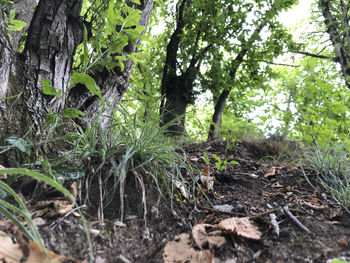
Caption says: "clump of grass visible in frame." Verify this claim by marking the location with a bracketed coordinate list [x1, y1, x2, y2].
[305, 143, 350, 214]
[69, 107, 193, 222]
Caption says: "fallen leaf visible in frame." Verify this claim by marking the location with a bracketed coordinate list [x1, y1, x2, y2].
[264, 167, 276, 178]
[200, 175, 215, 192]
[192, 223, 226, 249]
[31, 182, 78, 218]
[218, 217, 262, 240]
[0, 164, 7, 179]
[188, 156, 199, 162]
[338, 236, 348, 249]
[174, 180, 190, 199]
[0, 230, 84, 263]
[163, 233, 214, 263]
[271, 181, 283, 188]
[32, 199, 74, 218]
[202, 165, 210, 176]
[328, 209, 344, 219]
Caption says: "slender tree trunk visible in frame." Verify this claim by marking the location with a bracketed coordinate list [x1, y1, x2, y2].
[207, 21, 266, 141]
[207, 89, 231, 140]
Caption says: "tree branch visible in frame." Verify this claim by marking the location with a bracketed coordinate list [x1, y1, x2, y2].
[244, 59, 300, 68]
[294, 51, 334, 60]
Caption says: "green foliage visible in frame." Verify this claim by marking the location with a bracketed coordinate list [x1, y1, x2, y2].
[0, 168, 93, 261]
[305, 143, 350, 214]
[203, 152, 210, 166]
[212, 153, 238, 171]
[68, 107, 193, 214]
[75, 0, 146, 73]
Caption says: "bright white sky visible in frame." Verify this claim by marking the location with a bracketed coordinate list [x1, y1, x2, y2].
[278, 0, 313, 29]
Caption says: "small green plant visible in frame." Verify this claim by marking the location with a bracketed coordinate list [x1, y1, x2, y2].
[304, 143, 350, 214]
[212, 153, 239, 171]
[203, 151, 210, 165]
[203, 152, 238, 171]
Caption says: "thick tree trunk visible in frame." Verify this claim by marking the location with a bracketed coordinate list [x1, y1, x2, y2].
[1, 0, 84, 165]
[160, 75, 190, 135]
[0, 0, 154, 165]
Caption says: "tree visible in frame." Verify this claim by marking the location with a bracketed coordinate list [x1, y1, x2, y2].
[207, 0, 298, 140]
[0, 0, 154, 165]
[318, 0, 350, 88]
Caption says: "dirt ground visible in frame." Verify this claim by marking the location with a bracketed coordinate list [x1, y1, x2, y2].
[3, 139, 350, 263]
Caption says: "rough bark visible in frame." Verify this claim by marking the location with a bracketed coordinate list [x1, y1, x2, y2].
[0, 0, 154, 165]
[319, 0, 350, 88]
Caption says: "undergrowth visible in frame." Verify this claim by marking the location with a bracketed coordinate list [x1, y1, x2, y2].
[0, 105, 195, 262]
[305, 143, 350, 214]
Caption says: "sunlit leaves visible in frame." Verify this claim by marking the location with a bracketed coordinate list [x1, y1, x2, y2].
[75, 0, 145, 73]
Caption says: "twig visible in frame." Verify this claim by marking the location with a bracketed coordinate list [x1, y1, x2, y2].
[282, 205, 312, 234]
[249, 208, 279, 219]
[49, 205, 87, 229]
[270, 213, 280, 236]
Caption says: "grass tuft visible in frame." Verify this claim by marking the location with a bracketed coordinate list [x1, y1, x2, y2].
[305, 143, 350, 214]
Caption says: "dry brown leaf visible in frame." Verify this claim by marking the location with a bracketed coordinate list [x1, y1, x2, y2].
[338, 236, 348, 249]
[264, 167, 276, 178]
[0, 164, 7, 179]
[218, 217, 262, 240]
[70, 182, 78, 199]
[163, 233, 214, 263]
[174, 180, 190, 199]
[33, 199, 74, 218]
[202, 165, 210, 176]
[0, 230, 84, 263]
[200, 175, 215, 192]
[328, 209, 344, 219]
[271, 181, 283, 188]
[192, 223, 226, 249]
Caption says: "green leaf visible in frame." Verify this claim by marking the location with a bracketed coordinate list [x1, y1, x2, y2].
[5, 136, 31, 155]
[59, 108, 84, 118]
[332, 104, 349, 114]
[203, 152, 210, 165]
[124, 10, 141, 27]
[70, 71, 105, 107]
[41, 79, 57, 95]
[7, 19, 26, 31]
[130, 0, 141, 4]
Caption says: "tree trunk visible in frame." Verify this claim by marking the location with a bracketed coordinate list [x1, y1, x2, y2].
[207, 89, 231, 140]
[207, 21, 266, 141]
[0, 0, 154, 165]
[160, 75, 190, 135]
[319, 0, 350, 88]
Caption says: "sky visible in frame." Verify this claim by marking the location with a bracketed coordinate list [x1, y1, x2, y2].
[279, 0, 313, 29]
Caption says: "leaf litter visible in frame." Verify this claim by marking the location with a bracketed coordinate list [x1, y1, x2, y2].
[2, 139, 350, 262]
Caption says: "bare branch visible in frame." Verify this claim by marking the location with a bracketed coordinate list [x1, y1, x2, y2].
[244, 59, 300, 68]
[294, 51, 334, 60]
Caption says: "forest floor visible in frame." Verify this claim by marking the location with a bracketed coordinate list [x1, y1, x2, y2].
[2, 139, 350, 263]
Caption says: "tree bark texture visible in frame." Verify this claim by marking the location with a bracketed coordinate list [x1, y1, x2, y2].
[0, 0, 154, 165]
[319, 0, 350, 88]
